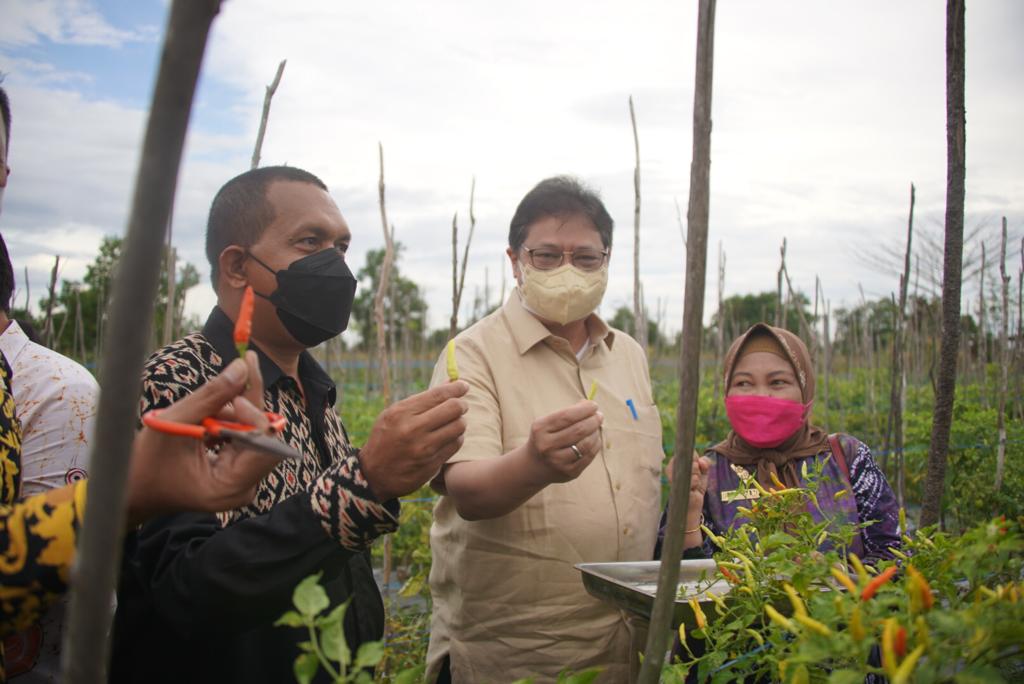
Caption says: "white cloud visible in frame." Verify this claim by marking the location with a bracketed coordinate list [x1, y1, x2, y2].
[0, 0, 156, 48]
[1, 0, 1022, 342]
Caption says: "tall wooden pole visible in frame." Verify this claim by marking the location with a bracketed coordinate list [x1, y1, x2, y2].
[994, 218, 1009, 491]
[920, 0, 965, 529]
[630, 95, 647, 350]
[638, 1, 716, 680]
[374, 143, 395, 406]
[62, 2, 222, 681]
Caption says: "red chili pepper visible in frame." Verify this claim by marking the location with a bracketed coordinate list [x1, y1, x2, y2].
[719, 566, 740, 584]
[894, 625, 907, 658]
[234, 285, 255, 357]
[861, 565, 899, 601]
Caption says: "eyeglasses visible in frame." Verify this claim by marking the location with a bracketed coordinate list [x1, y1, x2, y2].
[522, 246, 609, 272]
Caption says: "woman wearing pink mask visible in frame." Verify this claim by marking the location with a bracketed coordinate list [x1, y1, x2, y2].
[658, 322, 901, 565]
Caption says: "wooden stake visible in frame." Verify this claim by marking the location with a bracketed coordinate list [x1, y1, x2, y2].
[638, 1, 716, 680]
[630, 95, 647, 350]
[920, 0, 965, 529]
[374, 143, 395, 406]
[995, 218, 1009, 491]
[62, 2, 223, 681]
[251, 59, 287, 169]
[42, 254, 60, 347]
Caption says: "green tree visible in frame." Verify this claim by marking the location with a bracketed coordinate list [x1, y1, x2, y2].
[709, 290, 811, 342]
[37, 236, 198, 364]
[350, 243, 428, 352]
[608, 305, 664, 349]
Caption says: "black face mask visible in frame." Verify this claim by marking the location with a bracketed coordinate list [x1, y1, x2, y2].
[249, 249, 357, 347]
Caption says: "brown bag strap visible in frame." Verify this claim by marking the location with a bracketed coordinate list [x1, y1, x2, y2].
[827, 433, 852, 484]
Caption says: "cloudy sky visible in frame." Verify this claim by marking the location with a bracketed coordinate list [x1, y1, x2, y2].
[1, 0, 1021, 338]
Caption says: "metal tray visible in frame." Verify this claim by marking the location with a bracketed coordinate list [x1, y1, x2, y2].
[576, 560, 731, 629]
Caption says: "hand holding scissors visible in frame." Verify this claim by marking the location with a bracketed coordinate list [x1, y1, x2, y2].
[128, 352, 297, 521]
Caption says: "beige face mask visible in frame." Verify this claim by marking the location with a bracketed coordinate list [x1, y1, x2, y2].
[519, 262, 608, 325]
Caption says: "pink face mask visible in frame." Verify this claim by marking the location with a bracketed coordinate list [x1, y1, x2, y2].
[725, 395, 812, 448]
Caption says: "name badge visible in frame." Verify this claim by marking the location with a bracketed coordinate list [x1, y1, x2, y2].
[721, 488, 761, 503]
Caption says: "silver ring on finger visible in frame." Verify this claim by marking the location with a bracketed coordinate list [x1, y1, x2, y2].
[570, 444, 583, 461]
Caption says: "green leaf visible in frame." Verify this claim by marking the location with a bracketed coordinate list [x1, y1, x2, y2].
[320, 620, 351, 667]
[274, 610, 305, 628]
[293, 573, 329, 618]
[353, 641, 385, 669]
[293, 652, 319, 684]
[393, 665, 427, 684]
[315, 601, 349, 628]
[354, 672, 373, 684]
[827, 670, 864, 684]
[556, 667, 603, 684]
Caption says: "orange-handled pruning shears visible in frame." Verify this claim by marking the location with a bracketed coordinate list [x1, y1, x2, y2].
[141, 409, 301, 462]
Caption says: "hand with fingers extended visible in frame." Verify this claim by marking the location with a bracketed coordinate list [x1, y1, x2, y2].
[359, 380, 470, 502]
[525, 400, 604, 484]
[126, 351, 280, 525]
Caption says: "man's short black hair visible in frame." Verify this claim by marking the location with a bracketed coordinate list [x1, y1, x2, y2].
[0, 233, 15, 314]
[508, 176, 613, 252]
[0, 84, 10, 146]
[206, 165, 328, 285]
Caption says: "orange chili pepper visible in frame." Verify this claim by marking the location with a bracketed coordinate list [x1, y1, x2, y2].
[234, 285, 255, 357]
[906, 565, 934, 612]
[861, 565, 899, 601]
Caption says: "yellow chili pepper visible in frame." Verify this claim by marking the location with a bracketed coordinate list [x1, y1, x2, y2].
[834, 489, 850, 501]
[790, 663, 809, 684]
[688, 597, 707, 630]
[587, 380, 598, 401]
[751, 478, 771, 496]
[830, 567, 858, 594]
[678, 622, 686, 644]
[701, 525, 724, 547]
[882, 618, 898, 677]
[914, 616, 929, 649]
[794, 613, 831, 637]
[849, 606, 866, 642]
[739, 586, 754, 596]
[783, 583, 807, 617]
[979, 586, 998, 600]
[892, 644, 926, 684]
[769, 471, 787, 490]
[736, 506, 753, 517]
[765, 605, 796, 632]
[888, 547, 910, 562]
[902, 534, 915, 546]
[899, 507, 907, 532]
[445, 340, 459, 381]
[849, 553, 869, 584]
[745, 628, 765, 646]
[707, 590, 728, 612]
[817, 529, 829, 546]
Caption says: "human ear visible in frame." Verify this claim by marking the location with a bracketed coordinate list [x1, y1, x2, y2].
[219, 246, 249, 289]
[507, 247, 522, 283]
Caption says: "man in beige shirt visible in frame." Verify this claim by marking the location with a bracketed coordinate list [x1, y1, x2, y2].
[427, 176, 664, 683]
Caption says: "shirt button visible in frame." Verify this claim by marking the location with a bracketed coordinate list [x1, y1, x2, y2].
[623, 527, 630, 535]
[614, 482, 622, 491]
[605, 439, 612, 449]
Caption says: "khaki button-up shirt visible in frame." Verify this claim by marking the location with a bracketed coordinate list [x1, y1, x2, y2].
[427, 291, 664, 683]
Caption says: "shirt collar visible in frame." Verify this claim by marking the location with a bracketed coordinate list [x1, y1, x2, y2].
[0, 320, 31, 363]
[201, 306, 337, 407]
[504, 288, 616, 356]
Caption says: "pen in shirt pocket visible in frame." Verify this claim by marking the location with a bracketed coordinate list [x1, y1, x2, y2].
[625, 398, 639, 421]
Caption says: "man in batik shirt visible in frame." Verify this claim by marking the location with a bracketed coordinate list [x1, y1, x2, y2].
[111, 166, 468, 683]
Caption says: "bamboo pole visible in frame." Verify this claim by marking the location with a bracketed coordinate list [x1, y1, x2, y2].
[251, 59, 287, 170]
[61, 3, 222, 680]
[920, 0, 965, 529]
[978, 241, 987, 406]
[373, 143, 395, 406]
[638, 1, 716, 680]
[21, 265, 29, 313]
[629, 95, 647, 350]
[886, 184, 914, 504]
[776, 239, 785, 327]
[994, 218, 1009, 491]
